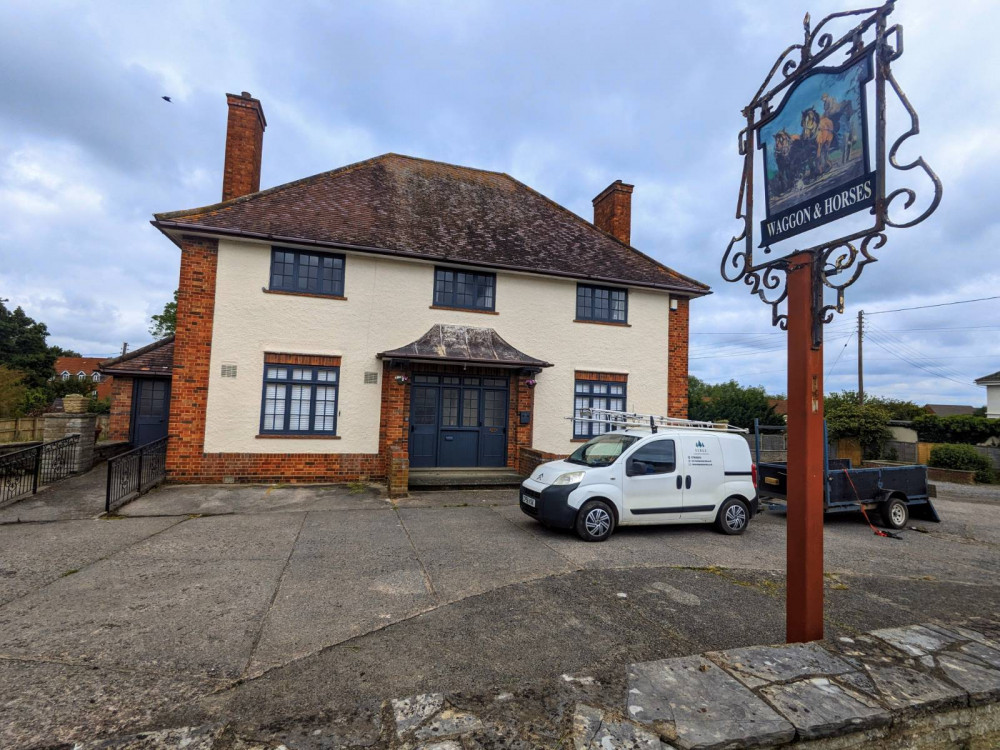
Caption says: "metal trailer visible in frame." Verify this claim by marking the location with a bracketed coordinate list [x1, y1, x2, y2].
[752, 420, 940, 528]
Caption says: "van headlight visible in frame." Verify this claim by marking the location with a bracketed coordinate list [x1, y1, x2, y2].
[552, 471, 585, 486]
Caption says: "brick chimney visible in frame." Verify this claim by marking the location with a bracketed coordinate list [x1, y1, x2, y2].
[592, 180, 634, 245]
[222, 91, 267, 202]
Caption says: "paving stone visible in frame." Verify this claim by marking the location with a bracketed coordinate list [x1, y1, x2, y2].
[413, 708, 483, 741]
[76, 724, 225, 749]
[707, 642, 854, 689]
[865, 663, 967, 712]
[628, 655, 794, 749]
[958, 640, 1000, 670]
[392, 693, 445, 737]
[870, 623, 965, 657]
[925, 622, 1000, 649]
[759, 677, 891, 740]
[573, 704, 671, 750]
[935, 653, 1000, 704]
[416, 742, 463, 750]
[832, 670, 883, 701]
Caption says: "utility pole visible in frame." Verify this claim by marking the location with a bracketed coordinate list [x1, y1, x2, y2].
[857, 310, 864, 404]
[121, 342, 128, 357]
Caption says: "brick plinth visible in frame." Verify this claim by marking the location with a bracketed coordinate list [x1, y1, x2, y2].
[518, 446, 566, 478]
[107, 377, 134, 441]
[668, 297, 690, 418]
[387, 446, 409, 498]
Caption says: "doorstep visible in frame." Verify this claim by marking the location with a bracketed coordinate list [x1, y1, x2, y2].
[408, 467, 523, 490]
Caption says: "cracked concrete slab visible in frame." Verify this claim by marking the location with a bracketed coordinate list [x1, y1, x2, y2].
[0, 516, 180, 605]
[247, 510, 434, 673]
[121, 513, 304, 562]
[707, 642, 856, 689]
[865, 663, 967, 712]
[397, 506, 576, 601]
[0, 555, 288, 678]
[573, 703, 670, 749]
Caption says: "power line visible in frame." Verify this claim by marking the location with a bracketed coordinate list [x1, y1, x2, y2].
[866, 324, 974, 382]
[864, 295, 1000, 315]
[825, 332, 854, 379]
[865, 335, 973, 387]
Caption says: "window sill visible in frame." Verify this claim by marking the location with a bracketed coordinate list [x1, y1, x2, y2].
[429, 305, 498, 315]
[256, 434, 341, 440]
[262, 287, 347, 301]
[573, 318, 630, 327]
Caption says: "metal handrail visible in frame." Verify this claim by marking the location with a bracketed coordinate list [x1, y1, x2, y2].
[105, 436, 169, 513]
[0, 434, 80, 506]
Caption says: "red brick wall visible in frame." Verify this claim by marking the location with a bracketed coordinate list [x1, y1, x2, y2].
[107, 376, 133, 441]
[166, 236, 219, 481]
[518, 446, 566, 478]
[222, 93, 266, 202]
[510, 373, 536, 469]
[668, 297, 690, 418]
[592, 181, 633, 245]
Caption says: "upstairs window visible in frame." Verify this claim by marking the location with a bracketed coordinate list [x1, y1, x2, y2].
[61, 371, 70, 380]
[433, 267, 496, 311]
[270, 248, 345, 297]
[77, 371, 87, 380]
[92, 372, 102, 382]
[577, 284, 627, 323]
[260, 365, 340, 435]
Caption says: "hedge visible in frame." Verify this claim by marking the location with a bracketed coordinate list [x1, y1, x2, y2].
[928, 443, 994, 484]
[912, 414, 1000, 445]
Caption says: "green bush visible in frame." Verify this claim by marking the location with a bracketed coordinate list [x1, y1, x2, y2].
[929, 443, 995, 483]
[913, 414, 1000, 444]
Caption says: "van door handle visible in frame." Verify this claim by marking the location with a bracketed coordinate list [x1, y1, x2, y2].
[676, 475, 682, 490]
[685, 476, 692, 490]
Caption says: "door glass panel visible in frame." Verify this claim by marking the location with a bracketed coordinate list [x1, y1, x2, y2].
[629, 441, 676, 475]
[462, 389, 479, 426]
[442, 388, 459, 426]
[412, 387, 437, 425]
[483, 390, 505, 427]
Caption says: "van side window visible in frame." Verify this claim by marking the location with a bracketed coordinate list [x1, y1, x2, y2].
[629, 440, 676, 475]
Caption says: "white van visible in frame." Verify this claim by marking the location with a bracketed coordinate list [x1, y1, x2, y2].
[519, 425, 758, 542]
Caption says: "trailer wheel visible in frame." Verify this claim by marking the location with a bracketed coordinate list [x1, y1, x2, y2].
[880, 496, 908, 530]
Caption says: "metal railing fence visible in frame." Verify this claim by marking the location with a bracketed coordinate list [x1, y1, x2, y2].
[0, 434, 80, 506]
[105, 437, 168, 513]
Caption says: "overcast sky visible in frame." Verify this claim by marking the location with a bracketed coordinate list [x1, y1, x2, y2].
[1, 0, 997, 406]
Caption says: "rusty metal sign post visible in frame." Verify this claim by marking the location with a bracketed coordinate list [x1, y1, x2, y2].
[721, 1, 941, 643]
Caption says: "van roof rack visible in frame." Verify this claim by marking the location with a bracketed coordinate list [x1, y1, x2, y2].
[570, 408, 749, 435]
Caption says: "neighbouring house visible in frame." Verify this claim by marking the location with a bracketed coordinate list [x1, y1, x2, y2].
[53, 356, 114, 400]
[100, 337, 174, 445]
[975, 369, 1000, 419]
[923, 404, 976, 417]
[148, 91, 710, 488]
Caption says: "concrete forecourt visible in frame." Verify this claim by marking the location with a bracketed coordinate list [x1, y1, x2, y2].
[1, 474, 999, 748]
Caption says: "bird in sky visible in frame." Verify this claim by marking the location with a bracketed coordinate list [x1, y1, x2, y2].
[162, 96, 172, 102]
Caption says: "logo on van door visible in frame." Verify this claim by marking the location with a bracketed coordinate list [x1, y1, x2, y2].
[695, 440, 705, 448]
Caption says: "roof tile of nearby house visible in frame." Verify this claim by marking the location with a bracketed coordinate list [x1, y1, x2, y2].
[100, 336, 174, 376]
[54, 357, 108, 376]
[152, 153, 710, 295]
[975, 370, 1000, 384]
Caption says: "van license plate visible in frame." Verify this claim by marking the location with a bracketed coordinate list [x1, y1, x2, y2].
[522, 494, 536, 508]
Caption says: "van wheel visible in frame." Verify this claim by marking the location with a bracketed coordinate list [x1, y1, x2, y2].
[715, 498, 749, 535]
[575, 500, 615, 542]
[880, 496, 908, 530]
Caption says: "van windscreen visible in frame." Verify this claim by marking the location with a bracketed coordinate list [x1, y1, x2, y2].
[567, 433, 641, 467]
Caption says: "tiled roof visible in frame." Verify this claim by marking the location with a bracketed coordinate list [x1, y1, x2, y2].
[975, 370, 1000, 384]
[378, 325, 552, 368]
[153, 154, 709, 295]
[100, 336, 174, 376]
[54, 357, 106, 376]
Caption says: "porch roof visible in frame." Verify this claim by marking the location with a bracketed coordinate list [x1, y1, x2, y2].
[100, 336, 175, 377]
[377, 324, 552, 369]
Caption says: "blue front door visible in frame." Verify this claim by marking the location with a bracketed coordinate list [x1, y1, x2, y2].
[132, 378, 170, 446]
[408, 374, 509, 468]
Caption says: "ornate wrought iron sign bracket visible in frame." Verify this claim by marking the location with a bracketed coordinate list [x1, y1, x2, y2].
[721, 0, 942, 347]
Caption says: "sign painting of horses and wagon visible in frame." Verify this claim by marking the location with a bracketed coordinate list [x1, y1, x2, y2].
[758, 54, 876, 245]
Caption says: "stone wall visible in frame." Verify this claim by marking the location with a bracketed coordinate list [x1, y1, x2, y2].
[42, 413, 97, 474]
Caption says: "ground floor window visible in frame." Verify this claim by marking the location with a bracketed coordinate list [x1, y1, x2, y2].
[573, 377, 627, 438]
[260, 364, 339, 435]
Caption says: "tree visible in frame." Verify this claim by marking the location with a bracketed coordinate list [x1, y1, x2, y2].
[825, 391, 893, 459]
[149, 290, 178, 338]
[688, 377, 783, 430]
[0, 299, 56, 388]
[0, 366, 27, 418]
[49, 345, 83, 358]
